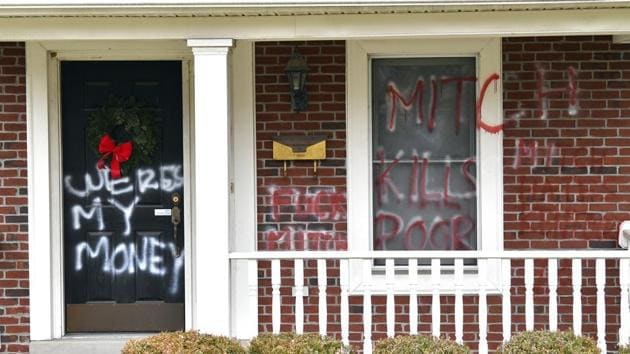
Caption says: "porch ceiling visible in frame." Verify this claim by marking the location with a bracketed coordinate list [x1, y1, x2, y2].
[0, 0, 629, 18]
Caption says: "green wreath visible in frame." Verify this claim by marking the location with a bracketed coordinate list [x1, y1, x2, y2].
[87, 96, 158, 176]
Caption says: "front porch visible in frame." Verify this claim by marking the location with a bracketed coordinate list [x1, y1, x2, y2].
[3, 2, 630, 354]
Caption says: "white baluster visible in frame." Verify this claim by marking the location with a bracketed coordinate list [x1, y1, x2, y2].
[478, 259, 488, 354]
[502, 259, 511, 343]
[363, 260, 373, 354]
[596, 258, 606, 353]
[548, 258, 558, 332]
[317, 259, 327, 336]
[524, 258, 534, 331]
[431, 258, 441, 337]
[247, 260, 259, 337]
[271, 259, 281, 334]
[620, 258, 630, 347]
[340, 259, 350, 346]
[454, 258, 464, 344]
[572, 258, 582, 336]
[386, 259, 395, 338]
[294, 259, 304, 334]
[409, 259, 418, 336]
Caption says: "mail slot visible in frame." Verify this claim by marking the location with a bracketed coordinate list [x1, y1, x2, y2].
[272, 134, 327, 176]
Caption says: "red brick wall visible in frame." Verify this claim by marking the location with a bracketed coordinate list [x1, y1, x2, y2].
[255, 40, 347, 252]
[254, 36, 629, 353]
[503, 35, 630, 352]
[254, 40, 348, 341]
[0, 42, 29, 353]
[503, 35, 629, 250]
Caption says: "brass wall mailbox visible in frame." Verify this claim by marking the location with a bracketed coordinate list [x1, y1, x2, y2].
[272, 134, 327, 176]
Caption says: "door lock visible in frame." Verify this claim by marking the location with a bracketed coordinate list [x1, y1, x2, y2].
[172, 193, 181, 205]
[171, 193, 182, 257]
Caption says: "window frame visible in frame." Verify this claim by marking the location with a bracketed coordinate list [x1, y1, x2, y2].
[346, 38, 504, 294]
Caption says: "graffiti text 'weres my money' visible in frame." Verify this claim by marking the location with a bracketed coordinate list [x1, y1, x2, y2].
[65, 164, 184, 294]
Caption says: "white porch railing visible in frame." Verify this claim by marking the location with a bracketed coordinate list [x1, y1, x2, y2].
[229, 250, 630, 354]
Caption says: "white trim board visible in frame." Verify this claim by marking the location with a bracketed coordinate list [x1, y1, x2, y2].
[0, 0, 628, 18]
[26, 41, 55, 341]
[4, 9, 630, 41]
[229, 40, 258, 339]
[2, 0, 627, 7]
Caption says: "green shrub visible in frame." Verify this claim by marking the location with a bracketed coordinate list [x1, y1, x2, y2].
[619, 345, 630, 354]
[497, 331, 599, 354]
[121, 331, 246, 354]
[373, 335, 469, 354]
[248, 333, 352, 354]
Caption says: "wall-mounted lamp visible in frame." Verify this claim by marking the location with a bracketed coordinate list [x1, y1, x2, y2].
[285, 49, 309, 112]
[272, 134, 327, 176]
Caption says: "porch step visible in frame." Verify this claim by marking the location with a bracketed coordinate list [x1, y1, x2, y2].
[30, 334, 150, 354]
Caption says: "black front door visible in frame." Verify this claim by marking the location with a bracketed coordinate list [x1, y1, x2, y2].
[61, 61, 184, 332]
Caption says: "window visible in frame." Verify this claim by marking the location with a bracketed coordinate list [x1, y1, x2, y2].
[371, 57, 477, 253]
[347, 38, 503, 293]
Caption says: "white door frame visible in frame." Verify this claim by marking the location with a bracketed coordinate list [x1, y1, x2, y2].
[27, 40, 197, 339]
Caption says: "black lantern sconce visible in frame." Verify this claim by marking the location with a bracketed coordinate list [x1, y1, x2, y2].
[285, 49, 309, 112]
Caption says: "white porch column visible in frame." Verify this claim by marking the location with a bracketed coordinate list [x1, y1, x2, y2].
[188, 38, 233, 335]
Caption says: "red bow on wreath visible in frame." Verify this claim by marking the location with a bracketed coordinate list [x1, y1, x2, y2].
[97, 134, 133, 179]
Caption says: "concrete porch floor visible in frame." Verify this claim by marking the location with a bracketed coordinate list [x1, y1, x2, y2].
[30, 334, 151, 354]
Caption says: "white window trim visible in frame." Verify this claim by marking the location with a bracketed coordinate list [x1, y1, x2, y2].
[346, 38, 504, 294]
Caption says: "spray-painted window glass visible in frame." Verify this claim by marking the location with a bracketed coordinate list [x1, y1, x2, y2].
[372, 57, 477, 252]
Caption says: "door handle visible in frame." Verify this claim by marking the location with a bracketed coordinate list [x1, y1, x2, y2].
[171, 193, 182, 257]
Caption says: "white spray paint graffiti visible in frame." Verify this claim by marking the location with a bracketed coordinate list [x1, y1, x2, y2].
[75, 236, 111, 272]
[108, 196, 140, 236]
[65, 164, 184, 295]
[64, 168, 108, 198]
[65, 164, 183, 198]
[110, 176, 134, 195]
[160, 165, 184, 192]
[72, 197, 104, 231]
[137, 168, 159, 194]
[74, 235, 184, 295]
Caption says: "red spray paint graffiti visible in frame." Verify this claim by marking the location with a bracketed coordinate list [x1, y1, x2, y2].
[388, 76, 479, 134]
[462, 157, 476, 187]
[375, 213, 475, 251]
[265, 187, 347, 250]
[512, 140, 558, 169]
[271, 187, 347, 222]
[387, 80, 424, 131]
[264, 66, 590, 251]
[264, 226, 347, 251]
[387, 67, 579, 134]
[476, 73, 506, 134]
[374, 148, 477, 250]
[375, 149, 405, 205]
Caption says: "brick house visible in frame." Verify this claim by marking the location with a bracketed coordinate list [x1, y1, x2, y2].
[0, 1, 630, 353]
